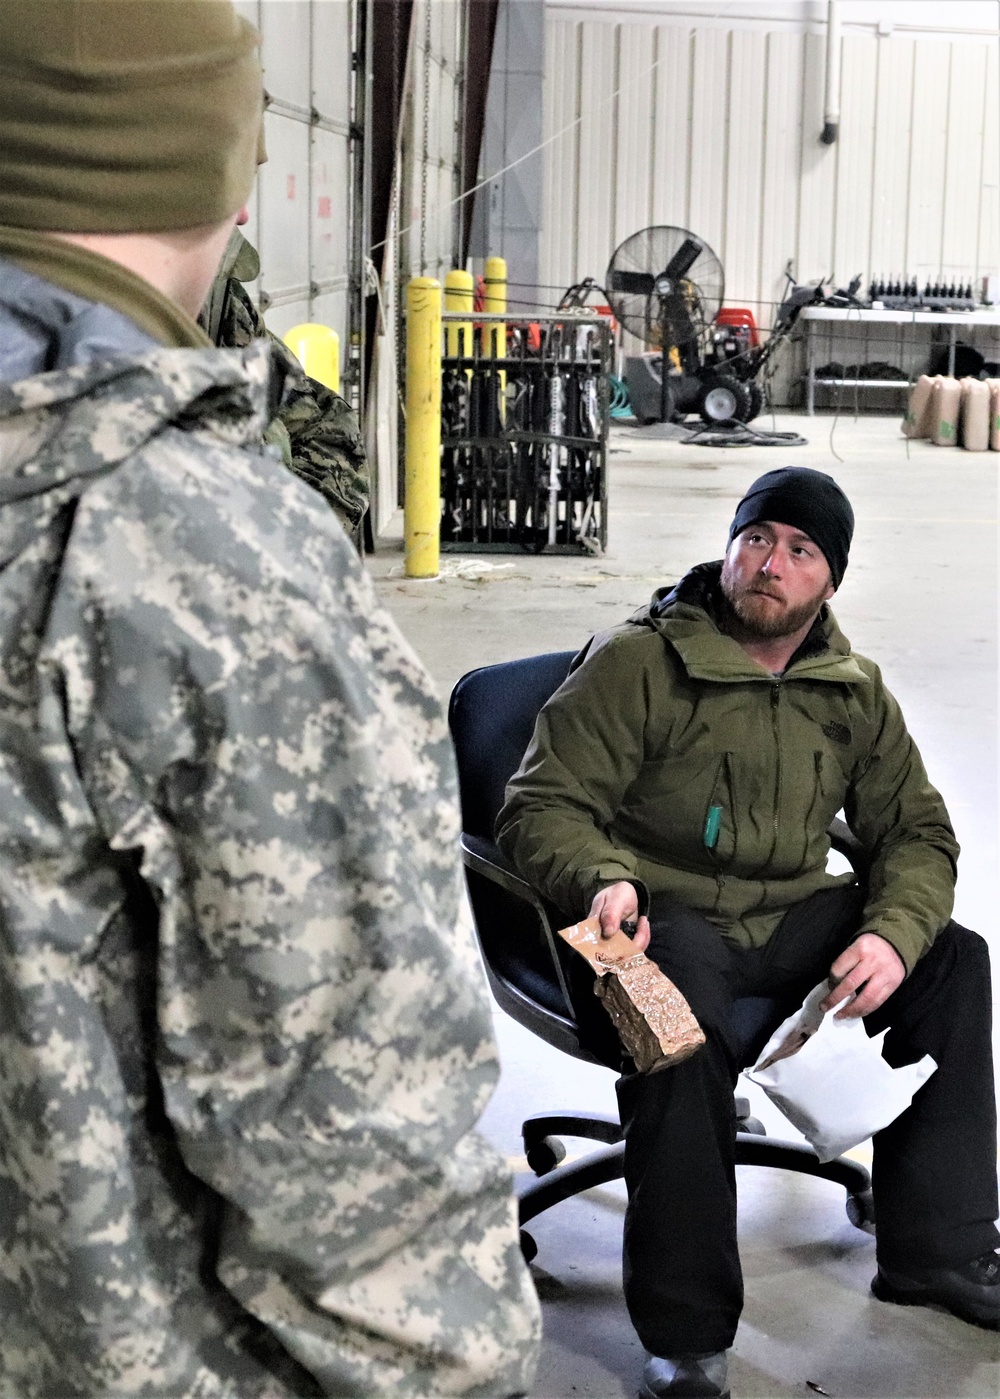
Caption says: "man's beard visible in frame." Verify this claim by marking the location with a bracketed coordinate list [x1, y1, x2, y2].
[720, 565, 828, 641]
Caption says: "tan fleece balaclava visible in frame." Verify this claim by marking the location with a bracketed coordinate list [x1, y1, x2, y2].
[0, 0, 263, 232]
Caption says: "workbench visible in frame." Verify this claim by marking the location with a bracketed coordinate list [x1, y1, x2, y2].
[800, 306, 1000, 414]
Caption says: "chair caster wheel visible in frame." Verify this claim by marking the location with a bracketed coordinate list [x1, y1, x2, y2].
[846, 1188, 876, 1234]
[525, 1135, 566, 1176]
[734, 1098, 765, 1135]
[519, 1230, 538, 1263]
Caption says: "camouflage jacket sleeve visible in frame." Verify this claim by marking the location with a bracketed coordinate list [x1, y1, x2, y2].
[272, 337, 371, 534]
[45, 431, 539, 1395]
[203, 265, 370, 534]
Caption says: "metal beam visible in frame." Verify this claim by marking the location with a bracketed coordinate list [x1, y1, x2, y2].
[460, 0, 500, 264]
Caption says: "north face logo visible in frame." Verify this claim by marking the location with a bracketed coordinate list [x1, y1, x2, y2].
[822, 721, 851, 746]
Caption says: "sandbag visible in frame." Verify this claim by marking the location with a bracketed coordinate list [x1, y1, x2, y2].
[960, 377, 990, 451]
[930, 376, 961, 446]
[902, 374, 936, 438]
[986, 378, 1000, 451]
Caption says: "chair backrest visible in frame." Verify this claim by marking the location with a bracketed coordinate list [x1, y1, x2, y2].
[448, 650, 577, 838]
[448, 650, 627, 1065]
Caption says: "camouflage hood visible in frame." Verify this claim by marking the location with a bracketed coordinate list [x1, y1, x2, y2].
[0, 251, 288, 505]
[0, 339, 286, 507]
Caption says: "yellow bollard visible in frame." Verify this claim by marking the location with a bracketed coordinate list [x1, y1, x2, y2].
[484, 256, 507, 421]
[283, 323, 341, 393]
[444, 269, 474, 360]
[484, 255, 507, 359]
[405, 277, 441, 579]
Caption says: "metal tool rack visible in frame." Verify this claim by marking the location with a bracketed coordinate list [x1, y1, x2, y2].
[440, 312, 612, 554]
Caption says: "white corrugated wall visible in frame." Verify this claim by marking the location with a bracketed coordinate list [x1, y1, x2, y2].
[235, 0, 356, 345]
[540, 10, 1000, 398]
[235, 0, 466, 534]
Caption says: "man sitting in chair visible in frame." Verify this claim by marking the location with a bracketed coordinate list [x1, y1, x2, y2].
[496, 467, 998, 1399]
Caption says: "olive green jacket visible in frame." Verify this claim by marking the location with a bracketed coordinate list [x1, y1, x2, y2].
[496, 563, 958, 974]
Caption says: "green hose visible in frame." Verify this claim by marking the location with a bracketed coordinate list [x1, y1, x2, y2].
[608, 374, 634, 420]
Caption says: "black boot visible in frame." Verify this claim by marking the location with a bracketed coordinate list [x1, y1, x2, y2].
[872, 1250, 1000, 1329]
[640, 1351, 730, 1398]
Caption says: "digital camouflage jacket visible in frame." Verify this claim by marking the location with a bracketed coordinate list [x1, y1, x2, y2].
[0, 301, 539, 1394]
[200, 231, 370, 538]
[498, 562, 958, 975]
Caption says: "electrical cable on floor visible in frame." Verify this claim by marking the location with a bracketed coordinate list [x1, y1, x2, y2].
[827, 392, 845, 463]
[680, 420, 809, 448]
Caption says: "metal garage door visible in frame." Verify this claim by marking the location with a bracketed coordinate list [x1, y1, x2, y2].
[235, 1, 356, 376]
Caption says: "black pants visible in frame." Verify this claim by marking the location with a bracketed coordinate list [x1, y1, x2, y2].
[613, 886, 999, 1357]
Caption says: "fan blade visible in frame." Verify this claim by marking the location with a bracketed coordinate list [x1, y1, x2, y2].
[663, 237, 703, 282]
[609, 269, 655, 295]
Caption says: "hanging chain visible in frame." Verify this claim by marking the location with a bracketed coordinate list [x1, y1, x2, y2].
[393, 0, 406, 484]
[420, 0, 431, 275]
[392, 0, 403, 392]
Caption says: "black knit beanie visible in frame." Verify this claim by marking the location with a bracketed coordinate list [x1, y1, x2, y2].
[728, 467, 854, 589]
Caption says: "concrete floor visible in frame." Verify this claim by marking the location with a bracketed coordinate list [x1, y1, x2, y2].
[368, 413, 1000, 1399]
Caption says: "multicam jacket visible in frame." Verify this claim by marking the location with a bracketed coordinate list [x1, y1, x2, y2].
[200, 231, 370, 538]
[0, 266, 539, 1397]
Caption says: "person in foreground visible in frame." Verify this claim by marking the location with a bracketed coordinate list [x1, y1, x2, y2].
[0, 3, 539, 1395]
[498, 466, 997, 1398]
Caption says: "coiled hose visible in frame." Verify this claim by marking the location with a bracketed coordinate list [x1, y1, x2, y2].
[608, 375, 634, 420]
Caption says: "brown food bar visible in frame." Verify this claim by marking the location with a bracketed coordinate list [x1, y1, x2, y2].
[557, 916, 705, 1073]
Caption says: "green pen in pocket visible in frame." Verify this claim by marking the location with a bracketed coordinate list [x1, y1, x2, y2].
[704, 804, 722, 849]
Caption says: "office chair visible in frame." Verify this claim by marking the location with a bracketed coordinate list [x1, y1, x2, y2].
[448, 650, 875, 1262]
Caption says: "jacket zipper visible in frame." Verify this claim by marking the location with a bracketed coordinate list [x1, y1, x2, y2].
[708, 752, 736, 902]
[770, 682, 781, 861]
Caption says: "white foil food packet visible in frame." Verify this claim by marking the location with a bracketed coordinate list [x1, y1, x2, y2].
[745, 981, 937, 1162]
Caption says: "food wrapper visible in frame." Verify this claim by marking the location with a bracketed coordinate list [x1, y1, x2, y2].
[747, 981, 937, 1163]
[557, 916, 705, 1073]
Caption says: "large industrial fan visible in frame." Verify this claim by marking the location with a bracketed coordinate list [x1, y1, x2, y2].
[606, 226, 754, 425]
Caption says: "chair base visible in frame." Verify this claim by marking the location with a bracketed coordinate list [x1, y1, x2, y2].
[515, 1115, 876, 1256]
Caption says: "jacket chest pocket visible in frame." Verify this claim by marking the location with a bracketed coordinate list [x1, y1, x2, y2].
[621, 747, 736, 869]
[703, 751, 737, 866]
[813, 746, 850, 819]
[798, 748, 850, 866]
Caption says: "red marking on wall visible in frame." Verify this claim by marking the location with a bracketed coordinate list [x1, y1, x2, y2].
[287, 174, 296, 200]
[318, 196, 332, 219]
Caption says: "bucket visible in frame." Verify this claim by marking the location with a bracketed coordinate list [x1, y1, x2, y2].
[931, 377, 961, 447]
[902, 374, 937, 438]
[959, 378, 990, 451]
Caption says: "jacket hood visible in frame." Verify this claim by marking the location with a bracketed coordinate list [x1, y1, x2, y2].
[627, 560, 869, 685]
[0, 257, 158, 381]
[0, 253, 287, 508]
[0, 339, 284, 509]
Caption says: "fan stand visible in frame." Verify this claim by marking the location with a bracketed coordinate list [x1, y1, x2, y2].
[658, 324, 670, 425]
[655, 291, 677, 424]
